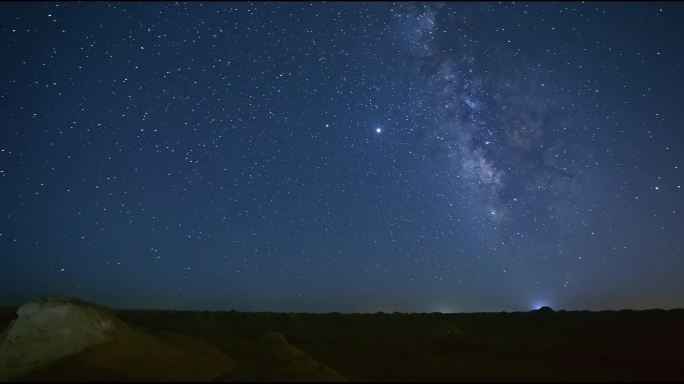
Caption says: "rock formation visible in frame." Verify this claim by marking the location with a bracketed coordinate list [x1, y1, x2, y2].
[0, 297, 237, 380]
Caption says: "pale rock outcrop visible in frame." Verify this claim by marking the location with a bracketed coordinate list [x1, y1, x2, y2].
[0, 297, 238, 381]
[0, 297, 121, 380]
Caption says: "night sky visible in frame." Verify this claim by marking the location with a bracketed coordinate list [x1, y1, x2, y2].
[1, 2, 683, 313]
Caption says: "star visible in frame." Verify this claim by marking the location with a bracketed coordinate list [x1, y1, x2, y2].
[375, 127, 382, 133]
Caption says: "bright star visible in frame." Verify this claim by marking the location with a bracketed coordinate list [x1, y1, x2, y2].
[375, 127, 382, 133]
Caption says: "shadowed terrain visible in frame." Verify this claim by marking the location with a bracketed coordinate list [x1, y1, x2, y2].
[0, 301, 683, 381]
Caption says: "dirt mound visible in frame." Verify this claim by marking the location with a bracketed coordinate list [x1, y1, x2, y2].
[0, 297, 238, 381]
[218, 332, 345, 381]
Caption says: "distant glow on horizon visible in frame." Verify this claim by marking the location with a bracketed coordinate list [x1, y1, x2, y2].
[431, 304, 460, 314]
[531, 301, 550, 310]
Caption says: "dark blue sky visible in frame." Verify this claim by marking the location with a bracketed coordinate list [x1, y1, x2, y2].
[1, 2, 683, 312]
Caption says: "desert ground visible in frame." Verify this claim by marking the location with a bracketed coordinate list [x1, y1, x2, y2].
[0, 299, 683, 381]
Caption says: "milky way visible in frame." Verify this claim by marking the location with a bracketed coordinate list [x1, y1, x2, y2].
[1, 2, 683, 312]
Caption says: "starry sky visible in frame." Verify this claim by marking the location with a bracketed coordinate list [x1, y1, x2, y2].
[1, 2, 683, 313]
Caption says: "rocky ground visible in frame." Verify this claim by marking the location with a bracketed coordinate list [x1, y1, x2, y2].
[1, 298, 683, 381]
